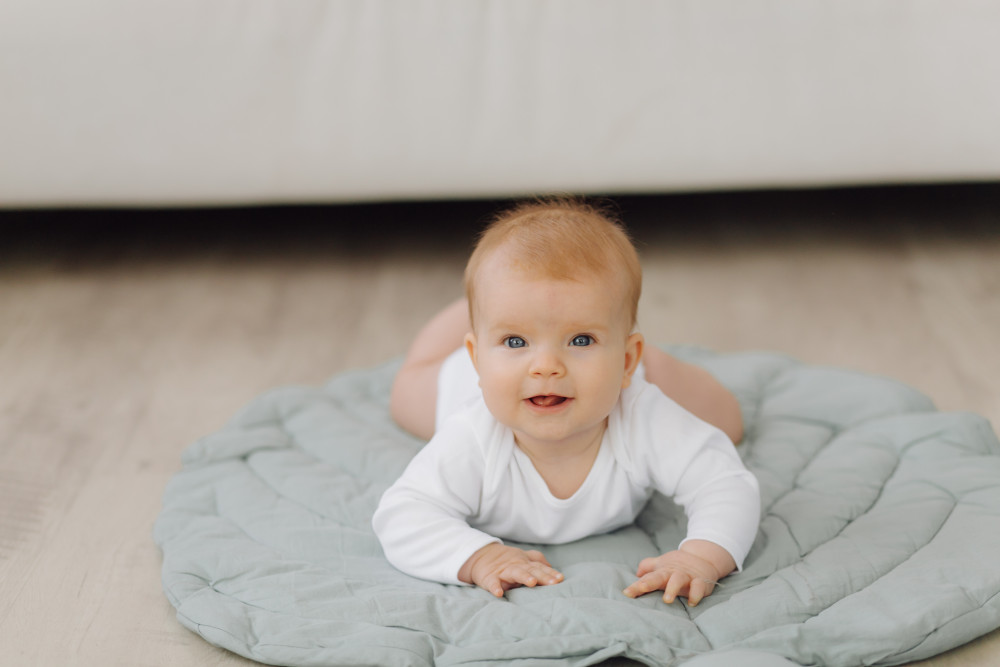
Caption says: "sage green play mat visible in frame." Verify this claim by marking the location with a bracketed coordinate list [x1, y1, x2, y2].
[154, 347, 1000, 666]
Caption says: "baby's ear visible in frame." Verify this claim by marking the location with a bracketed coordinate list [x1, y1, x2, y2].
[622, 333, 644, 388]
[464, 332, 479, 372]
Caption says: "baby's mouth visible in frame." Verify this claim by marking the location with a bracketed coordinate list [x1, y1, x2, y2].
[529, 395, 568, 408]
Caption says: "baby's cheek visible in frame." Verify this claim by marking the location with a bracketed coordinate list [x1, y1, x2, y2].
[479, 380, 517, 421]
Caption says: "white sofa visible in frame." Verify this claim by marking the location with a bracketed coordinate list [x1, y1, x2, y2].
[3, 0, 999, 208]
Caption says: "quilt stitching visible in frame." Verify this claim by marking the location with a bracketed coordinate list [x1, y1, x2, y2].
[155, 350, 1000, 667]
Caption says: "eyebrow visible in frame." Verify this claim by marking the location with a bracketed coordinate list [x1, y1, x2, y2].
[486, 320, 613, 335]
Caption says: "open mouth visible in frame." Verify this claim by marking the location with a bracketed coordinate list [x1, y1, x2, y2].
[529, 395, 568, 408]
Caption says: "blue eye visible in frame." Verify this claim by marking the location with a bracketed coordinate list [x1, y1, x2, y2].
[571, 335, 594, 347]
[504, 336, 526, 349]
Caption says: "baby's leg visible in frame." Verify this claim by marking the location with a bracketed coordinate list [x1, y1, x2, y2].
[390, 298, 470, 440]
[642, 347, 744, 444]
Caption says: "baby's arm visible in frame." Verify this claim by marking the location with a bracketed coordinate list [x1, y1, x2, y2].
[622, 383, 761, 605]
[458, 543, 564, 598]
[374, 415, 565, 593]
[373, 418, 499, 585]
[624, 459, 757, 606]
[622, 539, 735, 606]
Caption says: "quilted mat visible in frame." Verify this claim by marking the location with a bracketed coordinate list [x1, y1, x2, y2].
[154, 347, 1000, 666]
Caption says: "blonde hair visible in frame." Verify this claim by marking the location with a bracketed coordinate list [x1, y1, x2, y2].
[464, 197, 642, 329]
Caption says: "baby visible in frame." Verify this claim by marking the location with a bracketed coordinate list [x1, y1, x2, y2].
[373, 198, 760, 605]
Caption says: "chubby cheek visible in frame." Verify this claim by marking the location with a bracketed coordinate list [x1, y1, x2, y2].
[589, 357, 630, 409]
[591, 377, 623, 411]
[476, 360, 521, 416]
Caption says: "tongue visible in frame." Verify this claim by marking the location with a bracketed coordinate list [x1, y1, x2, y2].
[531, 395, 566, 407]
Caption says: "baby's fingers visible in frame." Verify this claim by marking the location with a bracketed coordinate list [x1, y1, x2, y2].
[635, 556, 662, 578]
[524, 550, 554, 568]
[685, 576, 714, 607]
[480, 562, 563, 598]
[508, 562, 563, 588]
[478, 572, 507, 598]
[623, 569, 670, 599]
[661, 570, 691, 604]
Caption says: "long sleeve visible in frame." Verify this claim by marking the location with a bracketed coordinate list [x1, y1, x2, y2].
[672, 445, 760, 571]
[372, 416, 501, 585]
[621, 382, 761, 570]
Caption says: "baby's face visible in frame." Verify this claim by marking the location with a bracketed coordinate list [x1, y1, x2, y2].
[465, 254, 643, 454]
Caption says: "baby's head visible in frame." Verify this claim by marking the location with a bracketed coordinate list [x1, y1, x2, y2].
[463, 198, 645, 450]
[464, 197, 642, 332]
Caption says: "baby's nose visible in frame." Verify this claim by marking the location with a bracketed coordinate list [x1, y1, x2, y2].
[529, 349, 566, 376]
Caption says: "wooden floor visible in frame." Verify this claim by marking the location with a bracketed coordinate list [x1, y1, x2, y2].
[2, 185, 999, 666]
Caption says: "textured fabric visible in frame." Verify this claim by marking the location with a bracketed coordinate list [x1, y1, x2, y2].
[155, 347, 1000, 666]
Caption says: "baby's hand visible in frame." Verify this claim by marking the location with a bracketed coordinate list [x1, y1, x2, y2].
[458, 543, 564, 597]
[623, 541, 734, 606]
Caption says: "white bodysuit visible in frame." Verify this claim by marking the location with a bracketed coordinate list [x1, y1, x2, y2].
[372, 349, 760, 586]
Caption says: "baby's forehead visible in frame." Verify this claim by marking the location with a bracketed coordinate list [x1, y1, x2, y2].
[472, 260, 632, 324]
[477, 257, 617, 294]
[478, 244, 618, 282]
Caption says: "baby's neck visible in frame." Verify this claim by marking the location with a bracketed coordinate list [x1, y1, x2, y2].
[514, 422, 606, 500]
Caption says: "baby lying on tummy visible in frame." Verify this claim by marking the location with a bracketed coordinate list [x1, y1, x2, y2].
[373, 198, 760, 605]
